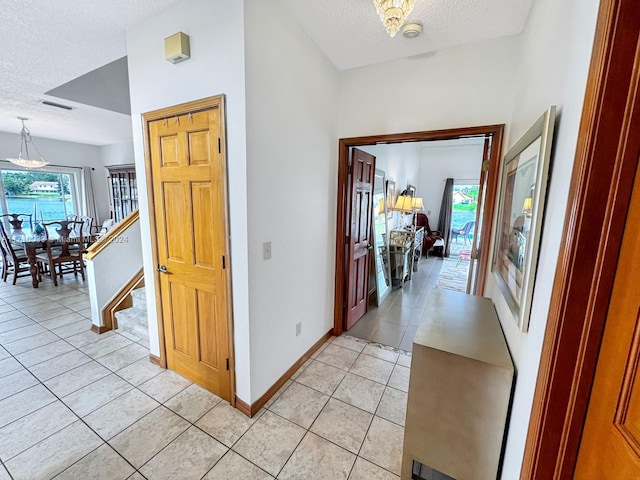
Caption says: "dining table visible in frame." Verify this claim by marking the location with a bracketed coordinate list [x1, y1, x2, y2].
[9, 221, 87, 288]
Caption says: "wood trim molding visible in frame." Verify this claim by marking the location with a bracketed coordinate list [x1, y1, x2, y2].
[149, 354, 162, 367]
[91, 324, 109, 334]
[235, 329, 334, 418]
[334, 125, 505, 336]
[100, 267, 145, 332]
[85, 209, 139, 260]
[520, 1, 640, 478]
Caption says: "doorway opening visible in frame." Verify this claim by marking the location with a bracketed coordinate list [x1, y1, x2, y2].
[334, 125, 505, 346]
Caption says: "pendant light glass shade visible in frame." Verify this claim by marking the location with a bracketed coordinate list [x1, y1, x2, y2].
[5, 118, 48, 169]
[373, 0, 417, 37]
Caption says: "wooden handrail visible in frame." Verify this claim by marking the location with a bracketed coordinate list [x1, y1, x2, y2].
[85, 209, 139, 260]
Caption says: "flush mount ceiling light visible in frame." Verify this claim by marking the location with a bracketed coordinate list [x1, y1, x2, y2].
[373, 0, 417, 37]
[5, 117, 49, 169]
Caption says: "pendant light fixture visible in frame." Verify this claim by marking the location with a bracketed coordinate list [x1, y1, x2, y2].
[373, 0, 417, 38]
[5, 117, 49, 169]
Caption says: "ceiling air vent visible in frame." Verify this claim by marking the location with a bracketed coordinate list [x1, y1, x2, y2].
[41, 100, 73, 110]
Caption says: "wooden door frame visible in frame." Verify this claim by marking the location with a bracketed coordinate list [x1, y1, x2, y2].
[334, 125, 505, 335]
[520, 0, 640, 478]
[141, 95, 236, 405]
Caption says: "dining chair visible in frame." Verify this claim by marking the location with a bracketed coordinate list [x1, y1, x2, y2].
[0, 222, 34, 285]
[0, 213, 33, 231]
[36, 220, 85, 286]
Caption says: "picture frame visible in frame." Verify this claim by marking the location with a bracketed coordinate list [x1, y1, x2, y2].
[492, 106, 556, 332]
[406, 184, 416, 197]
[385, 180, 396, 218]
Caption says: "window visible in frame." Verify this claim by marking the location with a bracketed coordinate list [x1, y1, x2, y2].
[0, 166, 79, 222]
[106, 165, 137, 222]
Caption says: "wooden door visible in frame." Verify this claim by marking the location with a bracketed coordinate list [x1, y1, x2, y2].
[467, 137, 490, 294]
[345, 148, 376, 330]
[574, 159, 640, 477]
[148, 101, 231, 400]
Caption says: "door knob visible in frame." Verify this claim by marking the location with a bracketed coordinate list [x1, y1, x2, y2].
[157, 265, 169, 274]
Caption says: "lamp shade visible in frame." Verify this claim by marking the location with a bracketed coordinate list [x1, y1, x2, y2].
[411, 197, 424, 211]
[393, 195, 413, 214]
[522, 197, 533, 213]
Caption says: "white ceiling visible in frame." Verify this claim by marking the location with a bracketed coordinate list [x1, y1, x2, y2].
[0, 0, 534, 147]
[277, 0, 534, 70]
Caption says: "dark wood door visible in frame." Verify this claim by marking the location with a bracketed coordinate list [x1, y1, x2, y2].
[345, 148, 376, 330]
[149, 103, 231, 400]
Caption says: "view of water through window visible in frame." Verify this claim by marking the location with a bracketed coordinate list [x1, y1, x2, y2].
[1, 170, 76, 223]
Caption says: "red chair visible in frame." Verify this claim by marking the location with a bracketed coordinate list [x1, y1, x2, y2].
[415, 213, 442, 255]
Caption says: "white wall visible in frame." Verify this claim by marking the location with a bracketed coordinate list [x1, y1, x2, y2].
[417, 142, 484, 223]
[100, 142, 134, 167]
[481, 0, 600, 477]
[244, 0, 340, 401]
[338, 36, 519, 139]
[360, 143, 421, 230]
[86, 218, 142, 328]
[0, 131, 110, 222]
[126, 0, 252, 402]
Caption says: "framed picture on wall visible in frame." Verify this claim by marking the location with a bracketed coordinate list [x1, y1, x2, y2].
[407, 184, 416, 197]
[385, 180, 396, 218]
[492, 106, 556, 332]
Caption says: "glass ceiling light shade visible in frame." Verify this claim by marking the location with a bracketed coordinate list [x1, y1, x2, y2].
[5, 117, 49, 169]
[373, 0, 417, 37]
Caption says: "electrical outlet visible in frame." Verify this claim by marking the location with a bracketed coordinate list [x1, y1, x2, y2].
[296, 322, 302, 337]
[263, 241, 272, 260]
[427, 210, 432, 215]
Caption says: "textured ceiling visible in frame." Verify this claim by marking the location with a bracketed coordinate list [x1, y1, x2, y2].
[0, 0, 534, 147]
[277, 0, 535, 70]
[0, 0, 183, 145]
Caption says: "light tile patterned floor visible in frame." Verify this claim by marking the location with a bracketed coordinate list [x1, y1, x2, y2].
[0, 275, 409, 479]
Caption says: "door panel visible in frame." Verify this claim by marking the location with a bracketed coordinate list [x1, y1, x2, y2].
[345, 148, 376, 330]
[574, 158, 640, 477]
[149, 105, 231, 400]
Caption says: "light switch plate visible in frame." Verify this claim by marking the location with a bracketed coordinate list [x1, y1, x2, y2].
[263, 241, 272, 260]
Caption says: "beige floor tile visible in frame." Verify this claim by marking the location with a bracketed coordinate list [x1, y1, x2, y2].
[81, 334, 132, 358]
[0, 465, 9, 480]
[203, 450, 273, 480]
[349, 354, 395, 385]
[0, 357, 23, 379]
[10, 296, 51, 310]
[269, 382, 329, 429]
[264, 380, 292, 409]
[232, 411, 305, 477]
[370, 322, 405, 349]
[164, 383, 221, 422]
[84, 389, 160, 440]
[362, 344, 399, 363]
[0, 369, 38, 401]
[310, 342, 329, 359]
[333, 373, 386, 413]
[348, 457, 399, 480]
[3, 331, 59, 355]
[140, 426, 227, 480]
[116, 357, 164, 386]
[127, 473, 145, 480]
[51, 319, 93, 338]
[316, 344, 360, 371]
[359, 417, 404, 475]
[66, 329, 113, 348]
[331, 335, 367, 352]
[5, 421, 103, 480]
[387, 365, 410, 392]
[96, 343, 149, 371]
[0, 401, 76, 461]
[15, 339, 75, 367]
[310, 398, 373, 454]
[39, 312, 86, 330]
[396, 353, 412, 367]
[29, 349, 91, 381]
[45, 361, 111, 397]
[0, 384, 55, 428]
[109, 406, 189, 469]
[0, 320, 40, 341]
[138, 369, 191, 403]
[22, 304, 72, 320]
[62, 373, 132, 416]
[0, 311, 26, 324]
[196, 402, 260, 447]
[0, 346, 9, 360]
[279, 432, 355, 480]
[375, 387, 407, 427]
[295, 360, 346, 395]
[54, 443, 134, 480]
